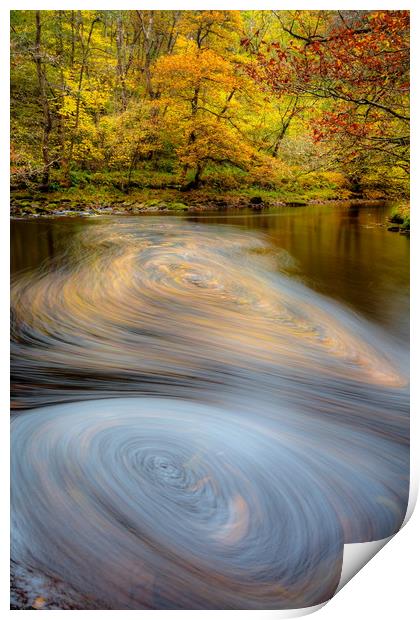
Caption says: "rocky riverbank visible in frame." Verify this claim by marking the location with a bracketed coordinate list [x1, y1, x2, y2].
[10, 192, 397, 219]
[10, 195, 258, 218]
[386, 203, 410, 235]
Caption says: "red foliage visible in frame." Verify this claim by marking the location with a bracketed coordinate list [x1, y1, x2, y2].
[246, 10, 409, 166]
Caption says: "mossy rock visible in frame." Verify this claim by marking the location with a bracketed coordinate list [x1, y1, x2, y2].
[13, 194, 35, 201]
[167, 202, 188, 210]
[389, 213, 404, 224]
[285, 200, 307, 207]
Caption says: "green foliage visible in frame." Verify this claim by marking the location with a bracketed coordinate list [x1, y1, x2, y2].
[201, 165, 246, 190]
[389, 205, 410, 229]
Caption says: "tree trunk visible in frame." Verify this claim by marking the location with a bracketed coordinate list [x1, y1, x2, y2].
[34, 11, 52, 190]
[193, 163, 205, 187]
[55, 10, 71, 187]
[116, 13, 128, 110]
[65, 14, 99, 185]
[272, 124, 288, 158]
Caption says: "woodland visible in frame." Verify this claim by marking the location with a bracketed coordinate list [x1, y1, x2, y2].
[10, 10, 410, 210]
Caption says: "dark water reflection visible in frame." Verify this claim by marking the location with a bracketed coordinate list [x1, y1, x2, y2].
[187, 203, 409, 343]
[10, 203, 409, 609]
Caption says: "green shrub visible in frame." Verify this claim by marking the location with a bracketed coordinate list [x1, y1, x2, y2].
[389, 204, 410, 229]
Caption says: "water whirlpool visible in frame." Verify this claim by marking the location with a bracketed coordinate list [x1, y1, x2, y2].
[11, 219, 409, 609]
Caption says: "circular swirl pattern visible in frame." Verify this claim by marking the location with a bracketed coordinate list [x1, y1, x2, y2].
[11, 219, 409, 609]
[11, 396, 408, 609]
[11, 220, 406, 411]
[12, 398, 345, 609]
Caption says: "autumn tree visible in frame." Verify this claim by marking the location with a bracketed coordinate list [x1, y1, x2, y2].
[11, 11, 57, 188]
[10, 10, 409, 195]
[153, 10, 257, 188]
[247, 10, 410, 179]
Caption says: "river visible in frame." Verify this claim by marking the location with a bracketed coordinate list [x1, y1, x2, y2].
[10, 202, 410, 609]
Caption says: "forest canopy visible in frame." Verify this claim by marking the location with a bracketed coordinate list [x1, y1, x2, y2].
[10, 10, 409, 199]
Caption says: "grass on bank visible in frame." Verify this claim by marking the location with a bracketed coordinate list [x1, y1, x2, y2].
[389, 204, 410, 230]
[11, 161, 409, 214]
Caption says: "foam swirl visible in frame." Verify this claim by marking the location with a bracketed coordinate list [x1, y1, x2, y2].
[11, 219, 409, 609]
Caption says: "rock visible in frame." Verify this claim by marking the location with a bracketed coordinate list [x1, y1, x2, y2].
[387, 226, 400, 232]
[13, 194, 33, 201]
[250, 196, 263, 205]
[168, 202, 188, 211]
[212, 199, 229, 208]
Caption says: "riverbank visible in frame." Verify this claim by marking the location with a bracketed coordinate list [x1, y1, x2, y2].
[387, 204, 410, 234]
[10, 185, 404, 219]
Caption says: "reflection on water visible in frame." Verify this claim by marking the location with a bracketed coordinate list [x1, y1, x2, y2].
[10, 207, 409, 609]
[187, 203, 409, 342]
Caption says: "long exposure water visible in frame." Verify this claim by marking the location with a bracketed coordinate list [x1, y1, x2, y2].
[11, 203, 409, 609]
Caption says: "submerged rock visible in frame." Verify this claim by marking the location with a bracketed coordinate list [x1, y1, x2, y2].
[285, 200, 307, 207]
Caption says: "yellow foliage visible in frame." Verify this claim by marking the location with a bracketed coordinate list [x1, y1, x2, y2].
[11, 10, 403, 190]
[248, 155, 293, 188]
[176, 117, 253, 170]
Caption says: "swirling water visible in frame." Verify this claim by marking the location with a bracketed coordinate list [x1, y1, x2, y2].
[11, 208, 409, 609]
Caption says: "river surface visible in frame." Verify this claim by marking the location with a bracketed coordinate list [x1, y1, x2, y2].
[10, 203, 409, 609]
